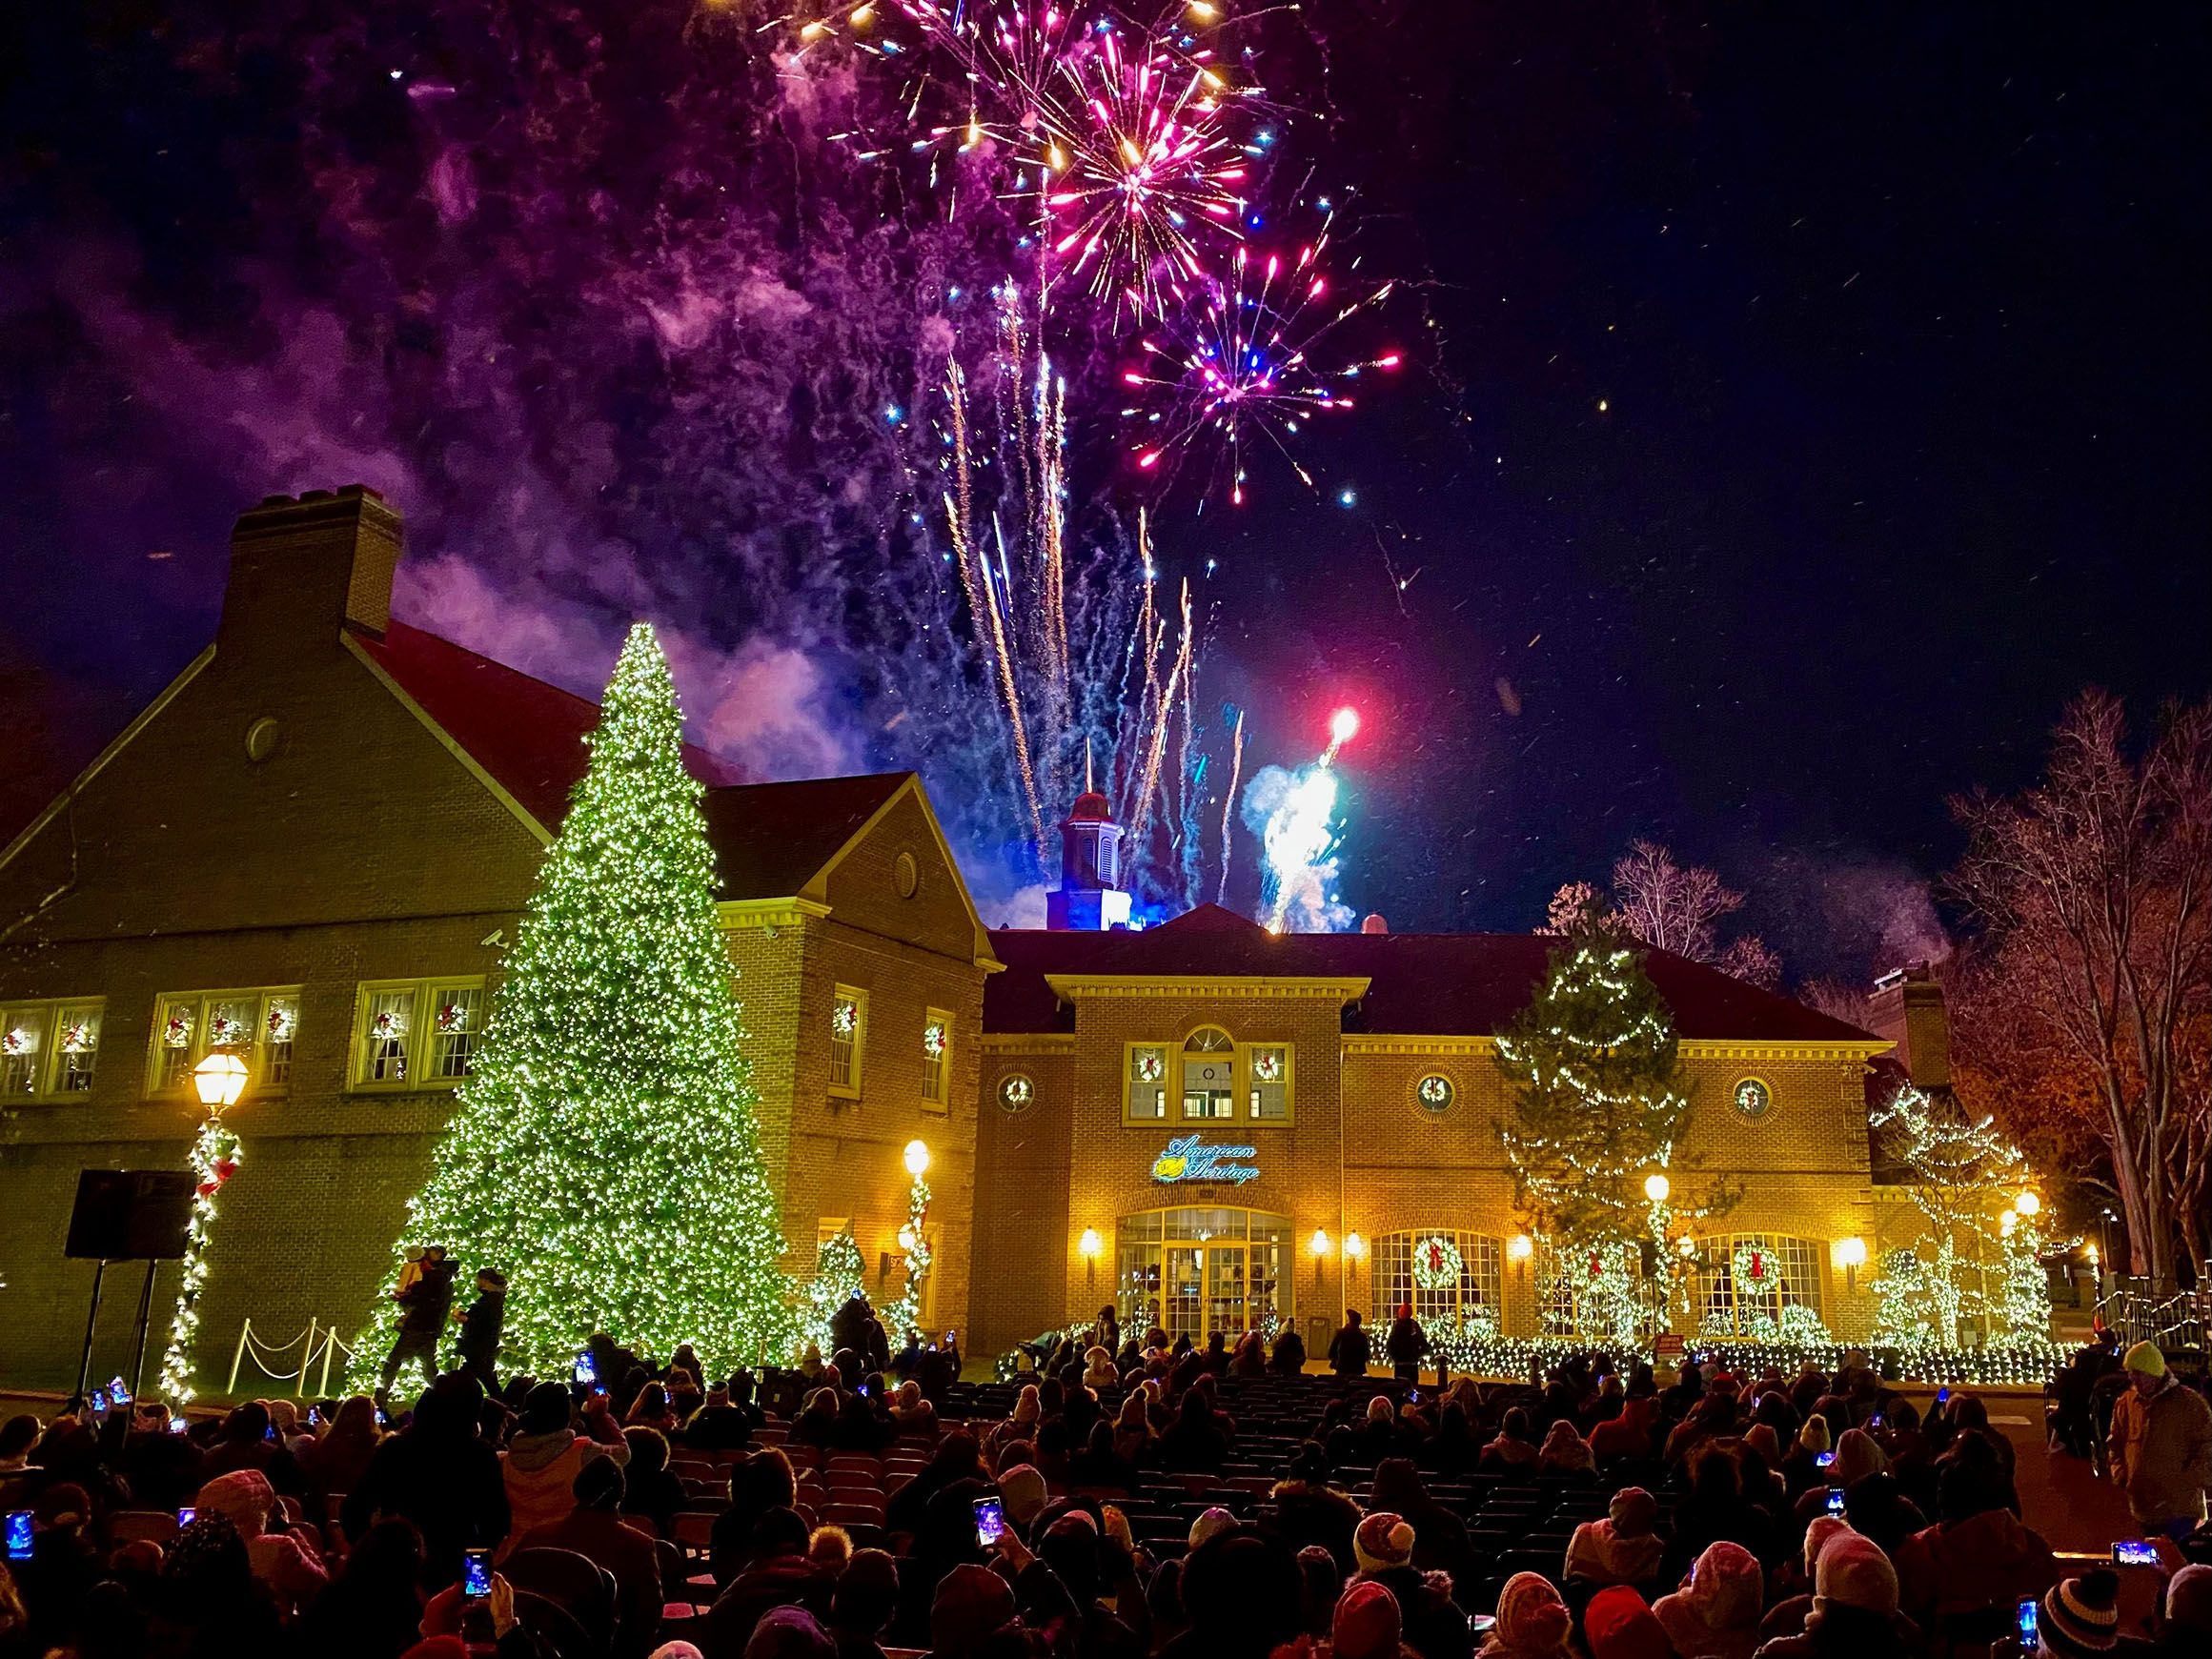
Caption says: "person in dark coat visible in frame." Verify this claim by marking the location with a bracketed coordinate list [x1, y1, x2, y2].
[378, 1247, 457, 1401]
[1385, 1305, 1429, 1385]
[455, 1267, 506, 1388]
[1156, 1389, 1229, 1474]
[703, 1506, 834, 1656]
[341, 1374, 509, 1589]
[1269, 1325, 1309, 1377]
[1328, 1311, 1372, 1379]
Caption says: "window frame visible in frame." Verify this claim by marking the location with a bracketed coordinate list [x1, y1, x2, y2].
[1123, 1041, 1171, 1123]
[829, 985, 868, 1099]
[1244, 1042, 1294, 1124]
[346, 977, 488, 1093]
[920, 1007, 952, 1113]
[1, 996, 108, 1099]
[143, 987, 300, 1102]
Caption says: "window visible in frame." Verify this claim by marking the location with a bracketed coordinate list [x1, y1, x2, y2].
[1182, 1027, 1236, 1121]
[997, 1072, 1035, 1114]
[2, 1000, 105, 1096]
[1697, 1234, 1826, 1339]
[921, 1010, 950, 1110]
[1539, 1240, 1666, 1342]
[829, 987, 867, 1097]
[1247, 1045, 1290, 1121]
[1375, 1231, 1504, 1340]
[1415, 1074, 1455, 1116]
[146, 989, 297, 1099]
[1126, 1044, 1168, 1121]
[351, 979, 486, 1089]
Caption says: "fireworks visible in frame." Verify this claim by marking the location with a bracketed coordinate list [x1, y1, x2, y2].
[1124, 216, 1400, 503]
[1245, 705, 1361, 933]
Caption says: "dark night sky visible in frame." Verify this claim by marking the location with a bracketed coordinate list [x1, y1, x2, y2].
[3, 1, 2206, 982]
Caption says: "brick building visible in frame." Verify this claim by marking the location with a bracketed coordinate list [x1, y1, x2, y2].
[0, 488, 989, 1390]
[0, 485, 1901, 1392]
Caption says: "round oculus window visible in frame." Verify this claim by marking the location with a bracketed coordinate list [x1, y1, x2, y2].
[894, 851, 920, 900]
[244, 716, 282, 763]
[1733, 1077, 1774, 1121]
[998, 1072, 1036, 1113]
[1415, 1074, 1455, 1115]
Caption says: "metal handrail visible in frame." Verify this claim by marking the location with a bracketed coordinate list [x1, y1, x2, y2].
[2093, 1264, 2210, 1356]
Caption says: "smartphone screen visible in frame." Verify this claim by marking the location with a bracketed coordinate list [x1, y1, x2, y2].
[2113, 1539, 2161, 1567]
[177, 1507, 197, 1527]
[463, 1548, 492, 1599]
[1470, 1614, 1496, 1635]
[973, 1497, 1005, 1548]
[91, 1388, 110, 1413]
[5, 1512, 30, 1561]
[169, 1415, 189, 1435]
[2017, 1598, 2039, 1640]
[1814, 1450, 1837, 1469]
[1936, 1386, 1950, 1405]
[1868, 1413, 1885, 1429]
[574, 1352, 597, 1385]
[1826, 1488, 1846, 1516]
[856, 1383, 870, 1399]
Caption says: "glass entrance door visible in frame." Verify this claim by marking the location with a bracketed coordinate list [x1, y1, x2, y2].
[1117, 1207, 1294, 1344]
[1164, 1246, 1205, 1345]
[1206, 1246, 1248, 1334]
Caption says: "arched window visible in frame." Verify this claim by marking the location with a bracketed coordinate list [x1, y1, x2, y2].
[1539, 1241, 1666, 1342]
[1697, 1234, 1827, 1339]
[1373, 1231, 1504, 1339]
[1182, 1028, 1236, 1120]
[1115, 1207, 1294, 1344]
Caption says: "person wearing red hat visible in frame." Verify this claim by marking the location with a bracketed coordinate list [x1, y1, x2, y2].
[1386, 1306, 1430, 1386]
[1584, 1585, 1672, 1659]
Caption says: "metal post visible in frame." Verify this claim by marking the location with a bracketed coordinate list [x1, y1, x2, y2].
[228, 1318, 253, 1397]
[296, 1319, 316, 1398]
[74, 1258, 109, 1407]
[129, 1259, 159, 1401]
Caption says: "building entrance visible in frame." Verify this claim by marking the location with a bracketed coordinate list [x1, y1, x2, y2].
[1116, 1206, 1292, 1345]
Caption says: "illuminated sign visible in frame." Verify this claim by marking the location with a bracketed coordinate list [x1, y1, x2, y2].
[1150, 1134, 1261, 1185]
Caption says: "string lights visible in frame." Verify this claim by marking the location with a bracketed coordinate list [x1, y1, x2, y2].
[352, 622, 795, 1383]
[157, 1109, 242, 1401]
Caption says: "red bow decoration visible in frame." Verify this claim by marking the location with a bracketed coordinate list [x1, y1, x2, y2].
[195, 1182, 217, 1199]
[213, 1160, 238, 1183]
[1426, 1242, 1445, 1274]
[1748, 1250, 1766, 1282]
[1588, 1251, 1602, 1280]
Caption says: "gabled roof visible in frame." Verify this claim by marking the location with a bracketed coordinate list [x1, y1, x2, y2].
[699, 774, 912, 901]
[352, 620, 743, 833]
[984, 902, 1885, 1043]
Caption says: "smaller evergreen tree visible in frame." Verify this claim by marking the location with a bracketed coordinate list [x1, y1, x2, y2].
[806, 1229, 866, 1354]
[1495, 904, 1734, 1340]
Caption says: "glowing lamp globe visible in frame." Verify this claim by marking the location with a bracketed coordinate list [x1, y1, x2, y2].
[1329, 707, 1361, 746]
[1642, 1173, 1671, 1204]
[2015, 1190, 2040, 1217]
[1677, 1235, 1697, 1258]
[1078, 1227, 1104, 1260]
[903, 1140, 931, 1179]
[1506, 1233, 1533, 1262]
[192, 1051, 249, 1111]
[1344, 1231, 1366, 1260]
[1309, 1229, 1332, 1258]
[1832, 1236, 1868, 1270]
[897, 1224, 918, 1251]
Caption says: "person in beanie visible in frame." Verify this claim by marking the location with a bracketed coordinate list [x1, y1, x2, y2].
[1583, 1586, 1673, 1659]
[499, 1379, 631, 1548]
[1385, 1306, 1429, 1386]
[2106, 1343, 2212, 1539]
[1480, 1571, 1572, 1659]
[1564, 1487, 1665, 1588]
[1752, 1531, 1913, 1659]
[929, 1561, 1018, 1657]
[2037, 1569, 2121, 1656]
[2123, 1561, 2212, 1655]
[1327, 1579, 1405, 1659]
[1354, 1513, 1471, 1659]
[1653, 1539, 1764, 1659]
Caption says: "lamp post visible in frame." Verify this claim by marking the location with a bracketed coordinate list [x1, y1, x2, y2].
[887, 1141, 932, 1343]
[152, 1051, 250, 1403]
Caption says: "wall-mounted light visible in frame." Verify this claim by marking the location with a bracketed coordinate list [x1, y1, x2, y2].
[1676, 1235, 1698, 1259]
[2015, 1190, 2040, 1217]
[1643, 1172, 1671, 1204]
[1078, 1227, 1104, 1260]
[1832, 1235, 1868, 1291]
[1507, 1233, 1533, 1263]
[1309, 1229, 1332, 1257]
[1344, 1232, 1365, 1261]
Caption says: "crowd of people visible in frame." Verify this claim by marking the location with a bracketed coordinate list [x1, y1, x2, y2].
[0, 1291, 2207, 1659]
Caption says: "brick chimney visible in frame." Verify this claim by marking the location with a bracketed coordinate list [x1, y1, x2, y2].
[1867, 961, 1949, 1088]
[218, 486, 402, 658]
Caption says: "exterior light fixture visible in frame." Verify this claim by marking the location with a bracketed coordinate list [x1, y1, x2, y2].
[1507, 1233, 1533, 1262]
[1676, 1235, 1697, 1259]
[1078, 1228, 1103, 1260]
[2015, 1190, 2040, 1217]
[903, 1140, 931, 1178]
[192, 1051, 249, 1111]
[1309, 1229, 1332, 1257]
[1643, 1173, 1671, 1204]
[1833, 1235, 1869, 1291]
[1344, 1232, 1366, 1261]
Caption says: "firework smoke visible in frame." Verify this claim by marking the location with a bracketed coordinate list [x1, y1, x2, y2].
[1244, 706, 1360, 932]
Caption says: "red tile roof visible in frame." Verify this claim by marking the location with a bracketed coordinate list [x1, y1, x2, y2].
[355, 620, 743, 831]
[984, 902, 1883, 1043]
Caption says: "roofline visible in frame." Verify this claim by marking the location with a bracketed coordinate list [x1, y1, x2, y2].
[0, 641, 218, 880]
[796, 774, 1005, 972]
[343, 631, 553, 847]
[1043, 973, 1373, 1003]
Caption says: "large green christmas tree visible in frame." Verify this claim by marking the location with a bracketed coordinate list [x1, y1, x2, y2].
[353, 623, 793, 1382]
[1494, 904, 1730, 1341]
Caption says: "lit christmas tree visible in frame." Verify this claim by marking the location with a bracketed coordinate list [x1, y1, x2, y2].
[806, 1227, 866, 1353]
[353, 623, 794, 1382]
[1868, 1082, 2047, 1348]
[1495, 902, 1735, 1343]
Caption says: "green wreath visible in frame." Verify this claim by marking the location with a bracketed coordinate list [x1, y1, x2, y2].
[1731, 1242, 1777, 1292]
[1411, 1234, 1464, 1291]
